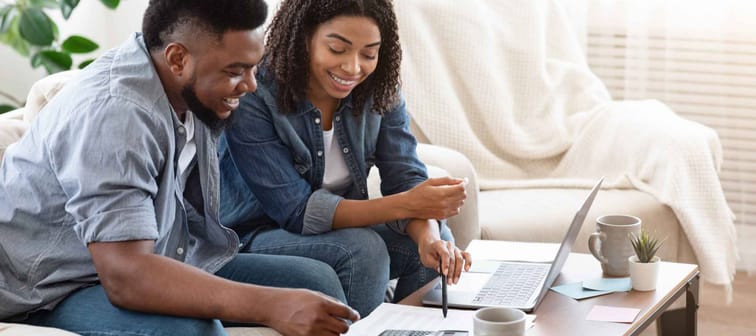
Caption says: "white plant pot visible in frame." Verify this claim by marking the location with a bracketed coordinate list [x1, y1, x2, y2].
[628, 255, 660, 291]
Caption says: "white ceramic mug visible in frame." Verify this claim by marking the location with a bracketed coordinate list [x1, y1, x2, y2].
[588, 215, 641, 277]
[473, 307, 526, 336]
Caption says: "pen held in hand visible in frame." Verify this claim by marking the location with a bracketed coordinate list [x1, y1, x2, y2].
[440, 259, 448, 318]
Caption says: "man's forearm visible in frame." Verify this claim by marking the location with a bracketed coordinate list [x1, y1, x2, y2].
[90, 243, 277, 324]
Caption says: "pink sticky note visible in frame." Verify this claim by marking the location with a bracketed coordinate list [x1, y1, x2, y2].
[586, 305, 641, 323]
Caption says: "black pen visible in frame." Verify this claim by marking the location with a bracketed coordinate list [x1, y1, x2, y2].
[440, 258, 447, 318]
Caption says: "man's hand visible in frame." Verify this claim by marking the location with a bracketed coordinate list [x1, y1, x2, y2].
[88, 240, 357, 333]
[265, 289, 360, 336]
[399, 177, 467, 219]
[418, 239, 472, 284]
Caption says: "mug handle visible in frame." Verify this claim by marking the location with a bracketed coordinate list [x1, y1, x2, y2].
[588, 232, 608, 264]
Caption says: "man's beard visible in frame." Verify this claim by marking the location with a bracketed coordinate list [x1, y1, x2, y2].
[181, 84, 234, 132]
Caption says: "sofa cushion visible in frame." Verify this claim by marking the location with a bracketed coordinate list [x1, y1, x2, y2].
[0, 118, 28, 162]
[23, 70, 77, 123]
[0, 323, 79, 335]
[478, 188, 696, 264]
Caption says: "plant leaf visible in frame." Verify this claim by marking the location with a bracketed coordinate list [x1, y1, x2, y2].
[29, 0, 59, 9]
[0, 15, 31, 56]
[630, 230, 665, 263]
[30, 51, 42, 68]
[0, 104, 16, 114]
[78, 58, 95, 69]
[99, 0, 120, 10]
[0, 5, 14, 34]
[59, 0, 81, 20]
[0, 6, 11, 19]
[34, 50, 73, 74]
[18, 8, 54, 46]
[62, 35, 98, 53]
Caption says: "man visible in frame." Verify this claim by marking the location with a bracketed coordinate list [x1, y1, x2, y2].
[0, 0, 358, 335]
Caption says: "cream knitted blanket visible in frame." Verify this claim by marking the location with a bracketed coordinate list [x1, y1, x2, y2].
[395, 0, 737, 290]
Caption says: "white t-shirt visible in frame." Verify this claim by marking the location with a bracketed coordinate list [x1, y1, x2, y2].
[177, 110, 196, 190]
[321, 128, 351, 192]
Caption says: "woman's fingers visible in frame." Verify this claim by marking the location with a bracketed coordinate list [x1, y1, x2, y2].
[431, 240, 473, 284]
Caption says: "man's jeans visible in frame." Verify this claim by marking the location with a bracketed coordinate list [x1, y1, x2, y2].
[246, 223, 455, 317]
[21, 253, 346, 336]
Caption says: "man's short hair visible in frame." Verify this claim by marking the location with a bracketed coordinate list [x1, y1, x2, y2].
[142, 0, 267, 51]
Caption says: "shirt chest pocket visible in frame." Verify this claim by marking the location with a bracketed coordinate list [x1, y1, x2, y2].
[292, 155, 312, 177]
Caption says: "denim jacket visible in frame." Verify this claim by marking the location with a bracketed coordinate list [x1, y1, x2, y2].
[219, 66, 428, 237]
[0, 34, 239, 320]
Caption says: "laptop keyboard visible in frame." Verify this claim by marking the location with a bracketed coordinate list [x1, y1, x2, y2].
[472, 262, 550, 306]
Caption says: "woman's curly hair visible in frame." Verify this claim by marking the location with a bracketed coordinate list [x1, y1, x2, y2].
[265, 0, 401, 115]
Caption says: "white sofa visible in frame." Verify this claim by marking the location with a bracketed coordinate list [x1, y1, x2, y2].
[0, 69, 695, 336]
[1, 70, 693, 259]
[0, 2, 705, 334]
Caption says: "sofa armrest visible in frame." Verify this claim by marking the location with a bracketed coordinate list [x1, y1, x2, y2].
[416, 143, 480, 249]
[0, 108, 29, 163]
[365, 143, 480, 248]
[0, 108, 26, 121]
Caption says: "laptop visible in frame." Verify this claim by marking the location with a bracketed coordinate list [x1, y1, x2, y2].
[422, 177, 603, 312]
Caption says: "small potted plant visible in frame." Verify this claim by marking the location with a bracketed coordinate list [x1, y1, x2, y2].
[628, 229, 665, 291]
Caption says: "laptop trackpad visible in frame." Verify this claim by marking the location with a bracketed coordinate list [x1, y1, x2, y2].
[448, 272, 492, 292]
[423, 272, 491, 306]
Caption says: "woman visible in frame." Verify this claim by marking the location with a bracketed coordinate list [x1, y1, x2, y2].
[219, 0, 472, 317]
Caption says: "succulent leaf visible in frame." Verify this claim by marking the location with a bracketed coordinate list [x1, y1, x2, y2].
[630, 230, 665, 263]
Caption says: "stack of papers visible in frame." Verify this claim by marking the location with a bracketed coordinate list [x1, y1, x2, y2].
[345, 303, 535, 336]
[551, 277, 631, 300]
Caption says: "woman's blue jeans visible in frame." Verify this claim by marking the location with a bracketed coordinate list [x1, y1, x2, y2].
[21, 253, 346, 336]
[245, 223, 454, 317]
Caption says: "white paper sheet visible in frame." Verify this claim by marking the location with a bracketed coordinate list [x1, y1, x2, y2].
[345, 303, 475, 335]
[345, 303, 535, 335]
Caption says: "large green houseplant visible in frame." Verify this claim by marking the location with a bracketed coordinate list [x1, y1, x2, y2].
[0, 0, 121, 113]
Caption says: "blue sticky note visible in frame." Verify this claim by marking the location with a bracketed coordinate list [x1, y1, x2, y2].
[551, 282, 612, 300]
[582, 277, 632, 292]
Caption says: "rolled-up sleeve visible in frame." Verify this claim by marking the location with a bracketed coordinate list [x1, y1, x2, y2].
[376, 93, 429, 235]
[302, 188, 343, 235]
[49, 97, 165, 244]
[385, 218, 412, 235]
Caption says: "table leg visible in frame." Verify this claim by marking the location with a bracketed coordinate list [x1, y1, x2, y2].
[656, 273, 699, 336]
[685, 273, 699, 335]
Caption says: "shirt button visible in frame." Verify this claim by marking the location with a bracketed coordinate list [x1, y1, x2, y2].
[176, 247, 184, 255]
[314, 118, 321, 124]
[342, 147, 349, 154]
[177, 127, 185, 134]
[334, 116, 341, 122]
[317, 151, 323, 157]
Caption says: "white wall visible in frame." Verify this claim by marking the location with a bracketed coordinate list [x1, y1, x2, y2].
[0, 0, 148, 105]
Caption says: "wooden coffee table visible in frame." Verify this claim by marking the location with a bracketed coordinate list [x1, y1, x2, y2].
[399, 240, 699, 336]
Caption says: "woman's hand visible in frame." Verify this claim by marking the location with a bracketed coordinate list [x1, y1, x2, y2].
[418, 239, 472, 284]
[399, 177, 467, 220]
